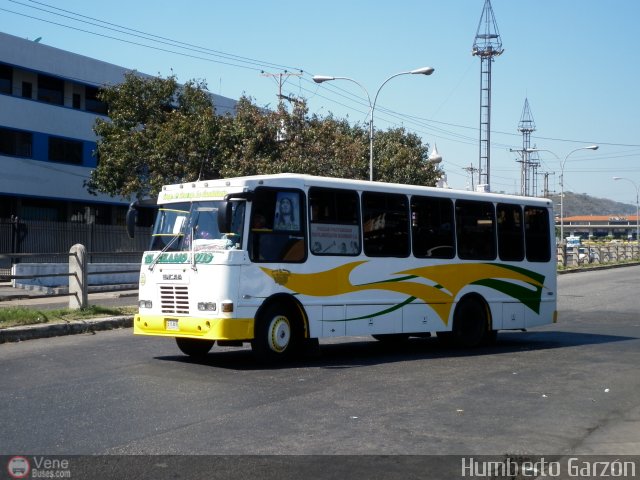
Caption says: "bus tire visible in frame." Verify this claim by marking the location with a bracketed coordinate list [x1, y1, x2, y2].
[175, 337, 214, 358]
[252, 303, 301, 361]
[452, 296, 490, 348]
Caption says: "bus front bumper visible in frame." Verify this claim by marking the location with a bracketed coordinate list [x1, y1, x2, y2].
[134, 314, 255, 341]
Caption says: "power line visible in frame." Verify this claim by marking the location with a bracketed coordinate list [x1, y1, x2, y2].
[4, 1, 302, 73]
[7, 0, 640, 158]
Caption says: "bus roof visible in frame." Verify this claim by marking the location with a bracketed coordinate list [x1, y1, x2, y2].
[158, 173, 552, 207]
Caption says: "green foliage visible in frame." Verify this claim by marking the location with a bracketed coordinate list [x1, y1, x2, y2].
[89, 74, 443, 198]
[0, 305, 136, 328]
[89, 74, 222, 198]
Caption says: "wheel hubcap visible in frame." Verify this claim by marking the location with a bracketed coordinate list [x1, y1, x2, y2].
[268, 315, 291, 353]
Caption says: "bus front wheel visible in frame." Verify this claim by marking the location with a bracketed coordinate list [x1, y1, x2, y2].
[175, 337, 214, 358]
[252, 304, 301, 361]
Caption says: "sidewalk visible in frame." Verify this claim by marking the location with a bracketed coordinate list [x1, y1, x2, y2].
[0, 281, 137, 343]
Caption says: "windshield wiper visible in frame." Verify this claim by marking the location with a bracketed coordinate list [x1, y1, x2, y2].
[148, 233, 182, 272]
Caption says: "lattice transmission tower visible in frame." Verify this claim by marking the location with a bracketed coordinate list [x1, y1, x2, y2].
[472, 0, 503, 191]
[517, 98, 540, 196]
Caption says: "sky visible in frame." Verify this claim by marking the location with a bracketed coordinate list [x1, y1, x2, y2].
[2, 0, 639, 205]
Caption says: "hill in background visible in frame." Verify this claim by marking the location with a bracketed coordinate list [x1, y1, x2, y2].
[547, 192, 636, 217]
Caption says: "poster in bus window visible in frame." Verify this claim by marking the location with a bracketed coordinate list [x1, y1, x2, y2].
[274, 192, 300, 231]
[311, 223, 360, 255]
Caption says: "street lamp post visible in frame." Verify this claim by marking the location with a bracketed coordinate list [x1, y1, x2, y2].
[313, 67, 434, 181]
[527, 145, 599, 243]
[613, 176, 640, 243]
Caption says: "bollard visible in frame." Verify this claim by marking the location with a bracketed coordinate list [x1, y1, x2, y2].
[69, 244, 88, 310]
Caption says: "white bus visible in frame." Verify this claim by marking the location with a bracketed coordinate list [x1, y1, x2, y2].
[128, 174, 557, 360]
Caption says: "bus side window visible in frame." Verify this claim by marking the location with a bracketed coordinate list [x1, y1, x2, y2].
[309, 187, 361, 256]
[525, 206, 551, 262]
[411, 196, 455, 259]
[362, 192, 410, 258]
[455, 200, 496, 260]
[497, 203, 524, 261]
[249, 188, 306, 263]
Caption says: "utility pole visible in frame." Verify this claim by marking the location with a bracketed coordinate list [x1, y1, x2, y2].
[261, 70, 303, 107]
[463, 163, 479, 191]
[262, 70, 303, 142]
[541, 171, 554, 198]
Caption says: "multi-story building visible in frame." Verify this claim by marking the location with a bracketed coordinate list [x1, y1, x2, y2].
[0, 31, 236, 226]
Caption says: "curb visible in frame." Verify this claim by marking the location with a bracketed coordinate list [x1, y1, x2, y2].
[0, 288, 138, 302]
[0, 316, 133, 344]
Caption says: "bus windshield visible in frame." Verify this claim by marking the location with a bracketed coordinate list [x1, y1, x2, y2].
[149, 201, 245, 252]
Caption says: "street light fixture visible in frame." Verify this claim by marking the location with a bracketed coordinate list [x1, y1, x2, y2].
[313, 67, 434, 181]
[613, 176, 640, 243]
[526, 145, 598, 243]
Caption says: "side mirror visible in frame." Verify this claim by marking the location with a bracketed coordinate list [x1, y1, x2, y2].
[217, 201, 233, 234]
[218, 191, 253, 234]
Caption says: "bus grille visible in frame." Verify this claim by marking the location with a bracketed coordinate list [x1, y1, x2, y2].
[159, 285, 190, 314]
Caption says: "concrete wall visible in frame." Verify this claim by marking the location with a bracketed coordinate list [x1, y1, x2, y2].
[12, 263, 139, 293]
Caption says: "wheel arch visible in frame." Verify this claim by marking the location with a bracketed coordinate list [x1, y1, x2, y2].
[454, 291, 493, 330]
[255, 293, 309, 339]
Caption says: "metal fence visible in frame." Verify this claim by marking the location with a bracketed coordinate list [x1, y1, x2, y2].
[559, 242, 640, 267]
[0, 217, 151, 278]
[2, 244, 141, 308]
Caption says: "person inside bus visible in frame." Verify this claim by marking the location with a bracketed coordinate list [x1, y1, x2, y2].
[252, 212, 268, 230]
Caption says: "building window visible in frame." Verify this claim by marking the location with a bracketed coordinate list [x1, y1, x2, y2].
[48, 137, 83, 165]
[19, 198, 65, 221]
[22, 81, 32, 99]
[0, 127, 32, 157]
[85, 86, 108, 114]
[38, 74, 64, 105]
[72, 93, 81, 109]
[0, 64, 12, 94]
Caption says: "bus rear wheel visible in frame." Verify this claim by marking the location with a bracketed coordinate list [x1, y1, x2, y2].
[451, 296, 492, 348]
[252, 304, 301, 361]
[175, 337, 214, 358]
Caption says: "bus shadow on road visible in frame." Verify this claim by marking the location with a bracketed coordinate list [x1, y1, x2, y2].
[155, 329, 637, 371]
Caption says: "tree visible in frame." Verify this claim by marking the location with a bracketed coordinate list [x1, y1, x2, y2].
[89, 74, 443, 199]
[89, 73, 222, 198]
[373, 127, 439, 185]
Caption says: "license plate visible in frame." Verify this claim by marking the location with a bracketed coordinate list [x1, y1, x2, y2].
[166, 319, 179, 331]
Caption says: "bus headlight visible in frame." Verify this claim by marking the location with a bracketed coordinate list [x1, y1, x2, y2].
[198, 302, 217, 311]
[139, 300, 152, 309]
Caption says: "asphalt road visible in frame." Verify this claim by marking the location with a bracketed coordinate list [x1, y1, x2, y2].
[0, 267, 639, 477]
